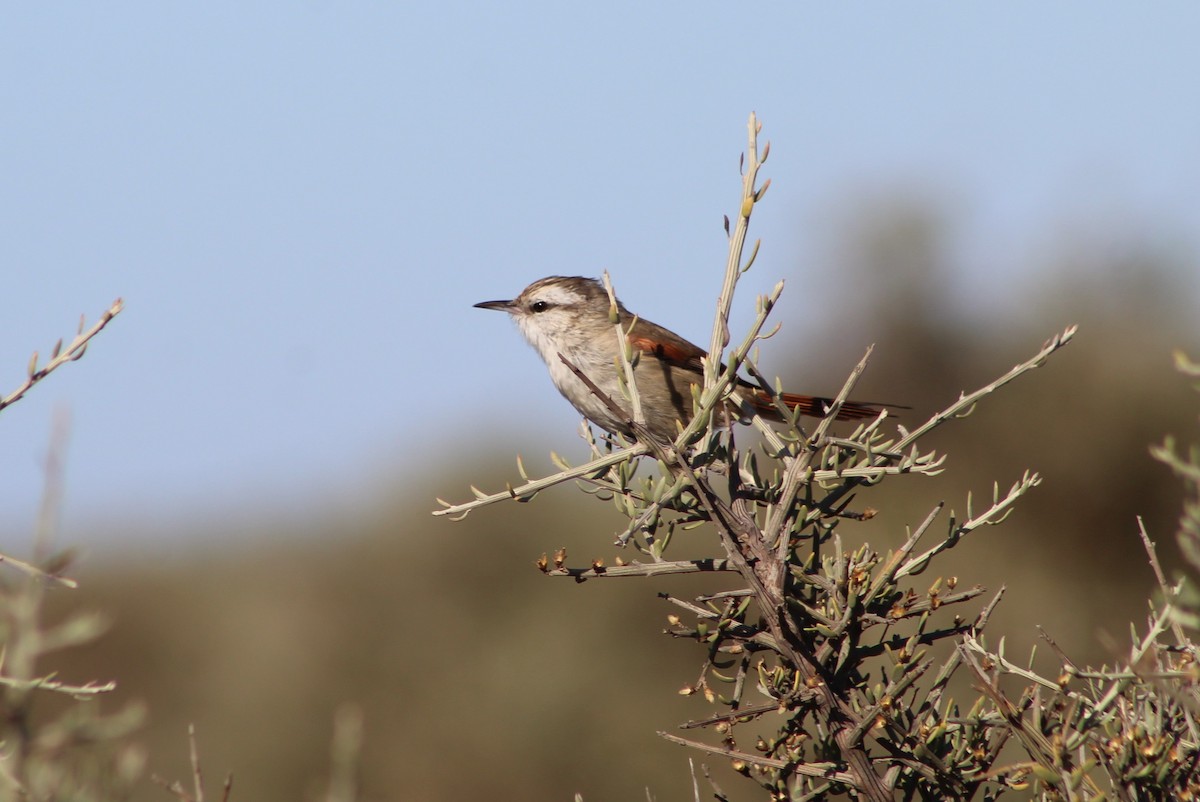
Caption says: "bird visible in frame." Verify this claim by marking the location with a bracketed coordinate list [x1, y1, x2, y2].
[475, 276, 890, 443]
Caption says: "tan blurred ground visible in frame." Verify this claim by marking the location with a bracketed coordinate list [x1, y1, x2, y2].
[39, 199, 1200, 801]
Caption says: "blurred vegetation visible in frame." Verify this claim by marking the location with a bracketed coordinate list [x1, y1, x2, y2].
[809, 199, 1198, 659]
[19, 196, 1200, 800]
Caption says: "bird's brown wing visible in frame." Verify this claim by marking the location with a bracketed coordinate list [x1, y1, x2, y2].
[625, 317, 708, 375]
[625, 316, 899, 422]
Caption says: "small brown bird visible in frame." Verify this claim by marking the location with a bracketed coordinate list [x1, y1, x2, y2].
[476, 276, 888, 442]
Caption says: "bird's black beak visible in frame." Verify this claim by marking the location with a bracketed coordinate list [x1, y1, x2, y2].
[474, 299, 515, 311]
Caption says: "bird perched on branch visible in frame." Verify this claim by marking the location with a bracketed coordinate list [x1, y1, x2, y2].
[476, 276, 890, 443]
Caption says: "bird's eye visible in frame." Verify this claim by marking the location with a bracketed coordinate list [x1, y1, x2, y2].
[530, 300, 550, 313]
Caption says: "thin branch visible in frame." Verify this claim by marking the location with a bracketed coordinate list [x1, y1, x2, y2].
[433, 441, 648, 518]
[0, 674, 116, 696]
[0, 551, 77, 588]
[895, 326, 1077, 453]
[0, 299, 125, 415]
[601, 271, 645, 427]
[658, 731, 858, 785]
[705, 112, 765, 389]
[151, 776, 195, 802]
[544, 558, 734, 581]
[189, 724, 204, 802]
[1137, 515, 1189, 647]
[1074, 596, 1179, 737]
[810, 326, 1076, 523]
[960, 635, 1069, 696]
[863, 503, 944, 606]
[764, 345, 876, 556]
[897, 472, 1041, 579]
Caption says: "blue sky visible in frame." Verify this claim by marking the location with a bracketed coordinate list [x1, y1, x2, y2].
[2, 4, 1198, 544]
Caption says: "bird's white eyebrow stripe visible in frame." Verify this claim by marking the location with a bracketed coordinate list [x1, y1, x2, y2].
[525, 285, 583, 306]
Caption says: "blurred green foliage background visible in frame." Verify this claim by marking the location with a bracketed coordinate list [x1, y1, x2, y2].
[31, 198, 1198, 801]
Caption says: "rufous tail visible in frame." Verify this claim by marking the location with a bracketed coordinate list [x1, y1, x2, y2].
[751, 391, 893, 422]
